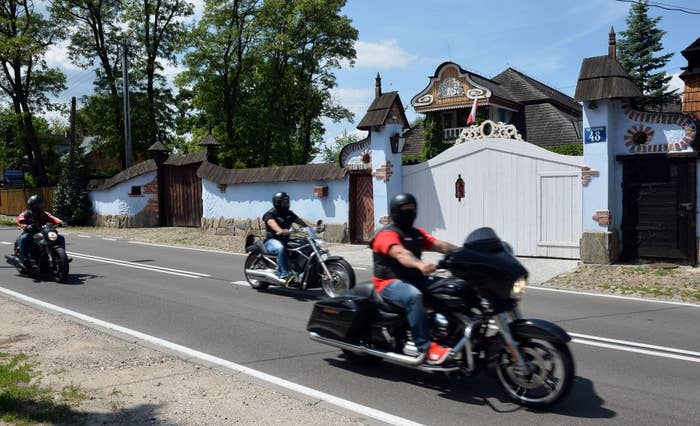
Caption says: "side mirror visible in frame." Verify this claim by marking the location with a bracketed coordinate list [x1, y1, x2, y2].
[316, 219, 326, 233]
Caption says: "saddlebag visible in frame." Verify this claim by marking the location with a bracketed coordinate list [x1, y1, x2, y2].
[307, 295, 374, 340]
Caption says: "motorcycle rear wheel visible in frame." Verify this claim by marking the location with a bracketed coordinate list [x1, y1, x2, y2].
[51, 247, 69, 283]
[495, 338, 574, 408]
[244, 253, 270, 290]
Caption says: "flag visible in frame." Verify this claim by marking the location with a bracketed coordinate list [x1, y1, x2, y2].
[467, 97, 478, 125]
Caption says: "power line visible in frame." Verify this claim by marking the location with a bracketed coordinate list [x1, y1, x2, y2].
[615, 0, 700, 14]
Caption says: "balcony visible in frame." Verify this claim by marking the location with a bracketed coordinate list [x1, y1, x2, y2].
[443, 127, 466, 140]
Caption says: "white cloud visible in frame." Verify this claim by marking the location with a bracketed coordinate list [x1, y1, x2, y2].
[45, 40, 80, 72]
[353, 40, 414, 69]
[669, 72, 684, 94]
[329, 87, 374, 120]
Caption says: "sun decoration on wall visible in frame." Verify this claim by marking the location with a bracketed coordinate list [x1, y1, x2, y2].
[624, 124, 654, 151]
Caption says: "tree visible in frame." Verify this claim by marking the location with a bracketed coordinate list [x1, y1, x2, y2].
[54, 149, 93, 225]
[617, 0, 679, 109]
[0, 0, 66, 186]
[319, 130, 361, 163]
[49, 0, 127, 168]
[421, 115, 445, 161]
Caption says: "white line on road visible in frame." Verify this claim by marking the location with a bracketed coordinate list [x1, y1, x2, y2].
[101, 238, 117, 241]
[0, 287, 424, 426]
[231, 281, 250, 286]
[529, 285, 700, 308]
[77, 235, 92, 238]
[0, 241, 11, 245]
[128, 240, 245, 256]
[572, 338, 700, 363]
[69, 252, 207, 279]
[570, 332, 700, 357]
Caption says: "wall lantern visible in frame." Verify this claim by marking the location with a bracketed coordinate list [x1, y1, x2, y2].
[313, 185, 328, 198]
[390, 133, 400, 153]
[455, 174, 465, 201]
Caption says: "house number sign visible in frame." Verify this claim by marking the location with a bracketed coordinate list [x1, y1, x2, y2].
[584, 126, 607, 144]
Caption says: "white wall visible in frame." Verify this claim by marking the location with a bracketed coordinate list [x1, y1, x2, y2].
[403, 138, 583, 258]
[89, 172, 157, 216]
[202, 178, 350, 223]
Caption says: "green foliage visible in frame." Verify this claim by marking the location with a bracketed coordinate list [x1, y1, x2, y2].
[421, 115, 448, 161]
[54, 151, 93, 225]
[320, 131, 362, 163]
[546, 143, 583, 156]
[617, 1, 679, 110]
[402, 154, 422, 165]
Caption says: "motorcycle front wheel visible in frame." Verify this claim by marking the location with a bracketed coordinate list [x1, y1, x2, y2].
[321, 259, 355, 298]
[51, 247, 69, 283]
[244, 253, 270, 290]
[495, 338, 574, 408]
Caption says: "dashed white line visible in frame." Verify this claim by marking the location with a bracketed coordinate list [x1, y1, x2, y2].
[0, 241, 11, 245]
[529, 285, 700, 307]
[77, 235, 92, 238]
[69, 252, 207, 279]
[0, 287, 423, 426]
[231, 281, 250, 287]
[101, 238, 117, 241]
[128, 240, 245, 255]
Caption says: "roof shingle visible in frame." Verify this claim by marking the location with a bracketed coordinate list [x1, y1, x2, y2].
[197, 162, 347, 185]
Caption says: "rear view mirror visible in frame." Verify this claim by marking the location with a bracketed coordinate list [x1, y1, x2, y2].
[316, 219, 326, 233]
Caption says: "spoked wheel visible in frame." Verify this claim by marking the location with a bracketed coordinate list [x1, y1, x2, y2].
[51, 247, 69, 283]
[244, 253, 270, 290]
[495, 338, 574, 408]
[321, 259, 355, 298]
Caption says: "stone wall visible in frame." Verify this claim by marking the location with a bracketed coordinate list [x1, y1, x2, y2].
[200, 216, 349, 243]
[91, 197, 159, 228]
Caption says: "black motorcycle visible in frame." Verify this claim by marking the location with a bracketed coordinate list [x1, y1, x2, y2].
[5, 222, 70, 283]
[307, 227, 574, 408]
[244, 221, 356, 298]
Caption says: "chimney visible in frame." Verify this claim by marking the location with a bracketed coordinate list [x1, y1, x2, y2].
[608, 26, 616, 59]
[375, 72, 382, 98]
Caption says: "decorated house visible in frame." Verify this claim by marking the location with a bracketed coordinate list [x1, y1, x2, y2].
[577, 31, 699, 265]
[404, 61, 582, 156]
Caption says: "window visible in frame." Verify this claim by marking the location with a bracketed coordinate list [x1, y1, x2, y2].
[442, 112, 455, 129]
[130, 186, 142, 196]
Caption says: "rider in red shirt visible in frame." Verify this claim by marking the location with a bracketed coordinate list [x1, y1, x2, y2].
[370, 193, 457, 364]
[16, 195, 63, 269]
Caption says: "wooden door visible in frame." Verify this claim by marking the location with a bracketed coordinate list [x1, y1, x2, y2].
[162, 163, 203, 227]
[350, 173, 374, 243]
[621, 156, 697, 264]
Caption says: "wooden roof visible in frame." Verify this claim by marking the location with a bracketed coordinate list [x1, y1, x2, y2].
[197, 161, 347, 185]
[574, 55, 642, 101]
[88, 159, 157, 190]
[357, 91, 410, 130]
[163, 151, 207, 166]
[492, 68, 582, 113]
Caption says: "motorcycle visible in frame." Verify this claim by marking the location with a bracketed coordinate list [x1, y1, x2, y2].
[307, 227, 574, 408]
[244, 220, 356, 298]
[5, 222, 71, 283]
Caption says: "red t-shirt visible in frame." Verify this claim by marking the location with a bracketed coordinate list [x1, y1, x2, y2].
[370, 227, 436, 293]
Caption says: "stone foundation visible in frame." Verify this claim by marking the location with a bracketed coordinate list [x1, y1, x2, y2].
[580, 230, 620, 264]
[91, 207, 159, 228]
[200, 217, 349, 243]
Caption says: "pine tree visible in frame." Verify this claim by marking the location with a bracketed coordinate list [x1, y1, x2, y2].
[54, 150, 93, 226]
[617, 0, 679, 110]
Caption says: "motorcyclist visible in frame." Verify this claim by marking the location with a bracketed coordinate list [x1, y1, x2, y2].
[16, 195, 63, 270]
[262, 192, 312, 285]
[370, 193, 458, 364]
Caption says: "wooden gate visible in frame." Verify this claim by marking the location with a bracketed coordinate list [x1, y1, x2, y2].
[162, 163, 202, 227]
[349, 173, 374, 243]
[403, 138, 583, 259]
[620, 155, 697, 264]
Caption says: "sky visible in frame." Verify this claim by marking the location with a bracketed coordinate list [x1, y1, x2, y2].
[42, 0, 699, 158]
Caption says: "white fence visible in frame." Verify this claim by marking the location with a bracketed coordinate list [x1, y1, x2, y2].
[403, 138, 583, 259]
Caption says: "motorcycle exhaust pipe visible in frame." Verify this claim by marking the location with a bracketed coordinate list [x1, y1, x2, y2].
[5, 255, 20, 268]
[309, 332, 425, 366]
[245, 269, 285, 285]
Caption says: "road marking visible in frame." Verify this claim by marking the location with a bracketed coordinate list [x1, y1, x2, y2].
[0, 287, 424, 426]
[0, 241, 11, 245]
[69, 252, 208, 279]
[529, 285, 700, 308]
[77, 235, 92, 238]
[101, 238, 117, 241]
[231, 281, 250, 287]
[353, 266, 368, 270]
[128, 240, 245, 256]
[570, 332, 700, 357]
[572, 338, 700, 363]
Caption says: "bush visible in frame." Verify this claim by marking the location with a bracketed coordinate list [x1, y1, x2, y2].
[54, 151, 93, 225]
[546, 143, 583, 156]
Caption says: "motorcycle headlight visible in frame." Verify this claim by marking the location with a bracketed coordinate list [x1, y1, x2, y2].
[47, 231, 58, 241]
[314, 238, 325, 247]
[510, 277, 527, 300]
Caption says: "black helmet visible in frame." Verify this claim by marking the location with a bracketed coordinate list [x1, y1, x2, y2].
[389, 193, 417, 230]
[27, 194, 43, 211]
[272, 191, 290, 213]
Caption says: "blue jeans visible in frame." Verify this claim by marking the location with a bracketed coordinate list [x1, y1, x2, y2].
[380, 276, 440, 353]
[264, 239, 290, 278]
[18, 232, 35, 260]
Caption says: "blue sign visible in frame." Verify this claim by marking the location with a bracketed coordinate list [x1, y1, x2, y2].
[584, 126, 607, 144]
[3, 169, 24, 187]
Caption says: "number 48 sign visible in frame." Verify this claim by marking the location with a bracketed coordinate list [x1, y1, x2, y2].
[584, 126, 607, 144]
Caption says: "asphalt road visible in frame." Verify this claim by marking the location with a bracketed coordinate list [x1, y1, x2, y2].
[0, 228, 698, 425]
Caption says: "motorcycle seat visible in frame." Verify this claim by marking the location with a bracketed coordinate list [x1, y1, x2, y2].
[350, 282, 405, 314]
[246, 240, 271, 255]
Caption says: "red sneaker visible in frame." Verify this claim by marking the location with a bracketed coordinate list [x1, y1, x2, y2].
[426, 342, 451, 364]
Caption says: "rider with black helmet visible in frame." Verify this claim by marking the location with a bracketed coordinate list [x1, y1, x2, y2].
[370, 193, 458, 364]
[262, 192, 311, 285]
[16, 195, 63, 269]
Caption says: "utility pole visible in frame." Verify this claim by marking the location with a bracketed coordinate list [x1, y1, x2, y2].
[122, 41, 133, 168]
[69, 96, 76, 161]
